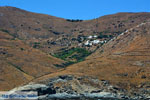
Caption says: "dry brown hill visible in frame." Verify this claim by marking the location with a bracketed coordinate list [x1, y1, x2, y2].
[0, 31, 64, 90]
[35, 21, 150, 93]
[1, 7, 150, 54]
[1, 6, 150, 91]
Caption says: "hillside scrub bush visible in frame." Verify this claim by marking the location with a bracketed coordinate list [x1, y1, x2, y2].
[53, 48, 91, 63]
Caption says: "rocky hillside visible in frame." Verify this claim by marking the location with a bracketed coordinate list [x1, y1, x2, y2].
[1, 7, 150, 54]
[29, 21, 150, 99]
[1, 6, 150, 99]
[0, 30, 64, 90]
[1, 6, 150, 66]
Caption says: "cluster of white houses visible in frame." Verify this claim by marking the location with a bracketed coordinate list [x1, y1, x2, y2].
[87, 35, 98, 39]
[77, 35, 108, 46]
[83, 35, 107, 46]
[84, 40, 107, 46]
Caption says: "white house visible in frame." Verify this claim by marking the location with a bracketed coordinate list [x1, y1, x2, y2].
[85, 40, 90, 45]
[88, 36, 93, 39]
[93, 35, 98, 38]
[92, 40, 100, 44]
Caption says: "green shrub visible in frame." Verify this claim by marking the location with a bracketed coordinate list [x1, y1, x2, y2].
[33, 42, 41, 48]
[20, 48, 24, 51]
[98, 32, 112, 39]
[53, 48, 91, 66]
[0, 29, 9, 33]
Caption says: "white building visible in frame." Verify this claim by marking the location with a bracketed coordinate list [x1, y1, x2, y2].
[93, 35, 98, 38]
[92, 40, 100, 44]
[88, 36, 93, 39]
[85, 40, 90, 46]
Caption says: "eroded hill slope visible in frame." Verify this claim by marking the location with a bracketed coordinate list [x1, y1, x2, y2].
[0, 31, 64, 90]
[34, 21, 150, 97]
[1, 6, 150, 93]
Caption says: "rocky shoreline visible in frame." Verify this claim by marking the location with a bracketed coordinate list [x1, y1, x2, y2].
[7, 75, 150, 100]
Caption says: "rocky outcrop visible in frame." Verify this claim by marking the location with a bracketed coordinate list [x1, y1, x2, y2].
[7, 75, 150, 100]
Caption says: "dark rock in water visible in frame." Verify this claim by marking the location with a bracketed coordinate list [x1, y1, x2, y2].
[91, 90, 102, 93]
[37, 87, 56, 96]
[18, 84, 56, 96]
